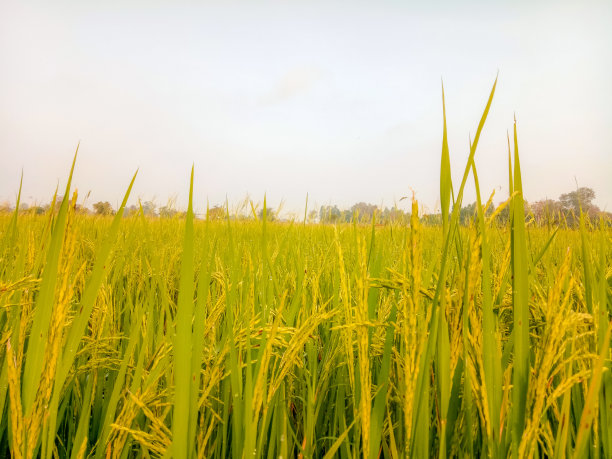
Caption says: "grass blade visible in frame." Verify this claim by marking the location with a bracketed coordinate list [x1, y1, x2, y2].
[171, 166, 196, 458]
[510, 117, 530, 456]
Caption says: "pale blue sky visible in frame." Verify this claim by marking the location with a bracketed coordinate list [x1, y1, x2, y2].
[1, 0, 611, 216]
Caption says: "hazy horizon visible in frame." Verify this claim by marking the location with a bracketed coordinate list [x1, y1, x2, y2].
[1, 0, 611, 216]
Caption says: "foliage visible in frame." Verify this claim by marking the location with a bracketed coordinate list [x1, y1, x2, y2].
[257, 207, 276, 221]
[93, 201, 114, 216]
[208, 205, 226, 221]
[560, 187, 597, 214]
[350, 202, 378, 222]
[319, 204, 343, 223]
[530, 187, 601, 227]
[140, 200, 157, 217]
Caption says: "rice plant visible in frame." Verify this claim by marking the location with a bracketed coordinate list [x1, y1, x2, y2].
[0, 81, 610, 458]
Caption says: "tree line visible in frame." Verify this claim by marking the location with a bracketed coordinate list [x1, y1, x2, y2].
[0, 187, 607, 226]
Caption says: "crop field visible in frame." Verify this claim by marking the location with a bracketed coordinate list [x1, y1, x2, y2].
[1, 83, 611, 458]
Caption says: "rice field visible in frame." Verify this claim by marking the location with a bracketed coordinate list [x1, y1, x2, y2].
[1, 82, 610, 458]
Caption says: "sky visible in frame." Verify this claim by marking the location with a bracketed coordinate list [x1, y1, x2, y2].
[1, 0, 611, 217]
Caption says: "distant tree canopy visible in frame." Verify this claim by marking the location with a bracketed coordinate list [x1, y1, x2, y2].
[257, 207, 276, 221]
[381, 207, 409, 224]
[530, 187, 600, 226]
[458, 201, 495, 225]
[459, 202, 477, 225]
[319, 205, 343, 223]
[159, 206, 178, 218]
[208, 205, 226, 221]
[307, 210, 318, 224]
[317, 204, 409, 224]
[559, 187, 596, 214]
[93, 201, 114, 216]
[350, 202, 378, 222]
[141, 201, 157, 217]
[455, 186, 602, 227]
[1, 186, 604, 226]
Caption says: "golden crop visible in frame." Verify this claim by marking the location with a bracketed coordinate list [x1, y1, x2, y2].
[0, 81, 610, 458]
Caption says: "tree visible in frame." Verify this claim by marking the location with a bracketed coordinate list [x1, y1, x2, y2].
[93, 201, 114, 216]
[350, 202, 378, 223]
[124, 205, 139, 217]
[74, 204, 90, 215]
[257, 207, 276, 221]
[530, 199, 562, 225]
[422, 213, 442, 226]
[460, 202, 477, 225]
[319, 205, 342, 223]
[559, 187, 597, 214]
[307, 210, 318, 223]
[340, 210, 352, 223]
[141, 201, 157, 217]
[159, 206, 178, 218]
[208, 205, 226, 221]
[458, 201, 496, 225]
[381, 207, 408, 224]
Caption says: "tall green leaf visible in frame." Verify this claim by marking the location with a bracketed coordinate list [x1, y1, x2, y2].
[171, 166, 196, 458]
[510, 117, 530, 457]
